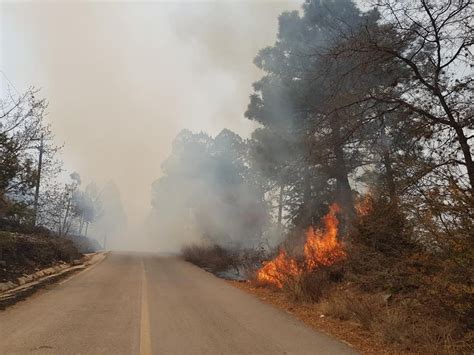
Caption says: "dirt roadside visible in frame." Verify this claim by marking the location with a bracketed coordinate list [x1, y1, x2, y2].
[229, 280, 404, 355]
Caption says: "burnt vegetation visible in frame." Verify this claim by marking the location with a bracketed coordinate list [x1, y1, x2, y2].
[173, 0, 473, 353]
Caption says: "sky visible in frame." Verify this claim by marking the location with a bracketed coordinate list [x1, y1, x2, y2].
[0, 0, 302, 231]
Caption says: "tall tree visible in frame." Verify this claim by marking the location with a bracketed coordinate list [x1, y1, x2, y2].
[333, 0, 474, 190]
[246, 0, 378, 224]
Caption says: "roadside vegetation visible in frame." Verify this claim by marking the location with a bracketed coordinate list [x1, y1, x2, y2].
[0, 87, 123, 276]
[172, 0, 473, 353]
[0, 231, 81, 283]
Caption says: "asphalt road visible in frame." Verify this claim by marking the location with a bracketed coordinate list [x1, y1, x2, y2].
[0, 253, 356, 355]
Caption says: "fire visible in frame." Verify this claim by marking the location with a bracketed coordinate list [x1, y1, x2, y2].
[255, 203, 346, 288]
[355, 192, 373, 217]
[304, 204, 346, 270]
[256, 249, 301, 289]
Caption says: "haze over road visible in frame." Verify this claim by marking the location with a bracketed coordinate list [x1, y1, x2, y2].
[0, 254, 355, 355]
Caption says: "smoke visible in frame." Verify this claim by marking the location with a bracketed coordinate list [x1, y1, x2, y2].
[147, 129, 269, 252]
[0, 1, 299, 248]
[1, 0, 302, 250]
[90, 181, 128, 250]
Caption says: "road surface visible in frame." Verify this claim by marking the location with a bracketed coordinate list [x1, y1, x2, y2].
[0, 253, 356, 354]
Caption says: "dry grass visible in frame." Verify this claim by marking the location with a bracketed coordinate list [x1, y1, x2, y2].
[283, 272, 328, 302]
[319, 292, 381, 330]
[279, 263, 345, 303]
[317, 288, 472, 354]
[372, 310, 469, 354]
[233, 279, 474, 354]
[182, 244, 237, 273]
[0, 232, 82, 282]
[181, 243, 265, 275]
[230, 280, 395, 354]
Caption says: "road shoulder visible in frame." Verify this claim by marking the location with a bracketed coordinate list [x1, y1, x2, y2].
[0, 252, 108, 309]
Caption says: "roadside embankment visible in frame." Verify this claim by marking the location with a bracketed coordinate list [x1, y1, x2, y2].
[0, 231, 107, 309]
[0, 231, 82, 284]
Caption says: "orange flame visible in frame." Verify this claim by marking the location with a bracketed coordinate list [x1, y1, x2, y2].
[256, 203, 346, 288]
[255, 249, 301, 289]
[304, 204, 346, 270]
[355, 193, 373, 217]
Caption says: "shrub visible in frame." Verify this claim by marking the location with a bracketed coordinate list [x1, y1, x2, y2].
[319, 292, 381, 330]
[284, 271, 328, 303]
[372, 309, 467, 354]
[282, 263, 345, 303]
[353, 196, 415, 256]
[319, 293, 352, 321]
[182, 243, 238, 273]
[0, 232, 82, 282]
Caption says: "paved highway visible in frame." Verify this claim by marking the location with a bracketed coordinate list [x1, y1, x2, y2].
[0, 253, 356, 354]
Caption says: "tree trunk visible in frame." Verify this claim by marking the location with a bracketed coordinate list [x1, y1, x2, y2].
[330, 116, 355, 218]
[61, 197, 71, 237]
[436, 93, 473, 190]
[79, 217, 84, 235]
[302, 164, 313, 226]
[454, 125, 474, 190]
[277, 183, 284, 237]
[382, 150, 398, 204]
[380, 121, 398, 205]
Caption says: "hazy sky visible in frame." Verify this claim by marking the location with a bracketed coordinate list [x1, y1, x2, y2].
[1, 0, 302, 228]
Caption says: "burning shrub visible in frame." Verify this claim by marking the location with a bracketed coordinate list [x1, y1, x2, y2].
[303, 204, 346, 269]
[255, 249, 300, 288]
[255, 203, 346, 289]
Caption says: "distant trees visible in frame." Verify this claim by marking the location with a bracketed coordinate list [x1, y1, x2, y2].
[94, 181, 126, 248]
[0, 86, 118, 242]
[150, 129, 268, 249]
[71, 182, 102, 236]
